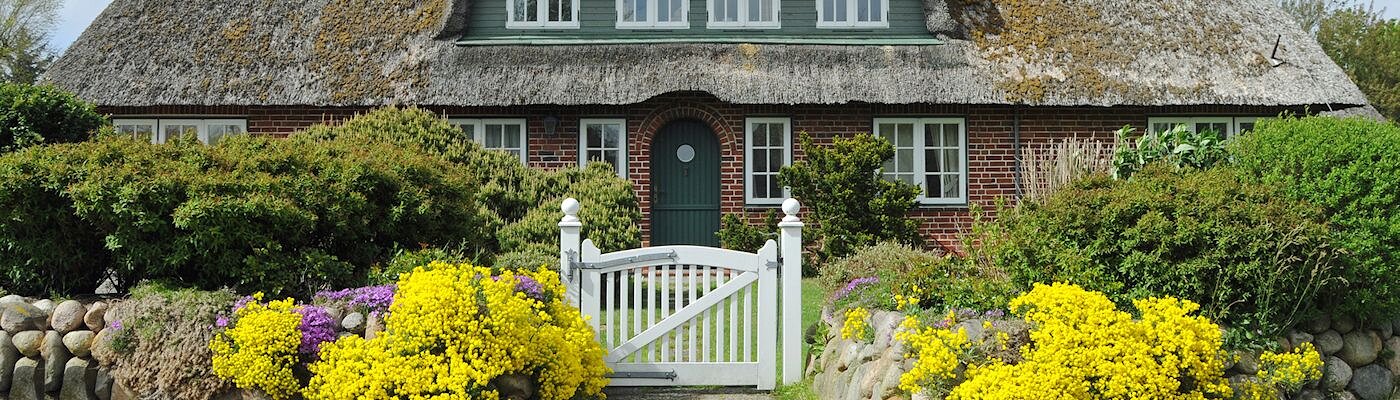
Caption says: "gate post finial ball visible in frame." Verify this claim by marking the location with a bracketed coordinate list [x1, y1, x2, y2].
[782, 198, 801, 222]
[561, 198, 581, 222]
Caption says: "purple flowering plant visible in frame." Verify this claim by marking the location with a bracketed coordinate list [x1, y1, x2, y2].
[833, 277, 879, 302]
[314, 285, 395, 315]
[295, 305, 338, 356]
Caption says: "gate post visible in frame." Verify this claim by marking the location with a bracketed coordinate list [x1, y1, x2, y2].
[559, 198, 582, 305]
[778, 199, 804, 386]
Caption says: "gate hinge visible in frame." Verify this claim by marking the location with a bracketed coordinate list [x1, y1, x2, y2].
[609, 371, 678, 380]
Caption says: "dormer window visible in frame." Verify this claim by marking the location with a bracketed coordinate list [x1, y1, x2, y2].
[708, 0, 779, 29]
[508, 0, 580, 29]
[617, 0, 688, 28]
[816, 0, 887, 28]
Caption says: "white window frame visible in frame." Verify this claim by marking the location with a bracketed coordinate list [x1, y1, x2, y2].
[159, 119, 203, 144]
[202, 119, 247, 145]
[815, 0, 888, 29]
[449, 118, 530, 164]
[1147, 116, 1267, 139]
[507, 0, 581, 29]
[873, 117, 968, 206]
[579, 118, 628, 178]
[744, 117, 792, 205]
[706, 0, 780, 29]
[113, 119, 157, 143]
[616, 0, 691, 28]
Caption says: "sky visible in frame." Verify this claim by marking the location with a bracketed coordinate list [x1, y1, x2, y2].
[43, 0, 1400, 54]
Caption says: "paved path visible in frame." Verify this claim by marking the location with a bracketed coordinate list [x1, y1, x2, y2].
[603, 387, 774, 400]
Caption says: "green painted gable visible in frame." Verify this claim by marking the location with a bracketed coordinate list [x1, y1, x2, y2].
[460, 0, 939, 44]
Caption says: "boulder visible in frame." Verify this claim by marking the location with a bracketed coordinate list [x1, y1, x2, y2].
[30, 300, 54, 315]
[1340, 330, 1383, 367]
[89, 329, 112, 364]
[1324, 356, 1353, 392]
[0, 331, 15, 392]
[11, 331, 43, 358]
[60, 357, 98, 400]
[341, 312, 365, 333]
[1376, 322, 1393, 340]
[1303, 315, 1332, 334]
[44, 330, 70, 392]
[1293, 389, 1326, 400]
[365, 313, 383, 340]
[1288, 330, 1315, 351]
[9, 357, 42, 400]
[102, 308, 118, 330]
[0, 295, 23, 304]
[63, 331, 95, 358]
[1232, 351, 1260, 375]
[492, 373, 535, 400]
[1317, 330, 1345, 355]
[2, 302, 48, 333]
[1393, 318, 1400, 337]
[1348, 364, 1393, 400]
[83, 303, 107, 332]
[1334, 315, 1358, 334]
[50, 301, 87, 334]
[94, 368, 112, 400]
[1331, 391, 1358, 400]
[1386, 337, 1400, 379]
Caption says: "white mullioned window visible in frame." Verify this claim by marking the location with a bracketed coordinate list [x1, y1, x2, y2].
[708, 0, 779, 29]
[449, 118, 529, 164]
[580, 118, 628, 178]
[816, 0, 886, 28]
[508, 0, 580, 28]
[112, 118, 246, 145]
[873, 118, 967, 205]
[744, 117, 792, 205]
[617, 0, 689, 28]
[1147, 116, 1268, 139]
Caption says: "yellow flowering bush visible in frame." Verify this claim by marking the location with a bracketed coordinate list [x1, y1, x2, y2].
[895, 315, 969, 396]
[922, 283, 1234, 399]
[842, 307, 871, 341]
[209, 293, 303, 400]
[1245, 342, 1324, 398]
[302, 262, 609, 400]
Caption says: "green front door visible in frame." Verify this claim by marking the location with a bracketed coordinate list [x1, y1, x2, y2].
[651, 120, 721, 246]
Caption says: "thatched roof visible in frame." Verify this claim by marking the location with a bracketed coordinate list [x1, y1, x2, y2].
[45, 0, 1369, 108]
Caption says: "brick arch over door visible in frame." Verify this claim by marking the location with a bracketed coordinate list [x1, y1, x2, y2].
[632, 104, 743, 246]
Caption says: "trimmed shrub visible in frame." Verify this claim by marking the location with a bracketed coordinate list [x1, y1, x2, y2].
[819, 242, 944, 292]
[1232, 115, 1400, 320]
[0, 83, 106, 153]
[494, 242, 560, 271]
[717, 211, 779, 253]
[0, 133, 487, 296]
[985, 165, 1336, 341]
[302, 107, 642, 254]
[779, 132, 923, 264]
[825, 242, 1014, 314]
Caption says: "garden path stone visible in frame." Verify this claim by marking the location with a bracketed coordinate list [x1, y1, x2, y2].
[1317, 330, 1345, 355]
[11, 331, 42, 358]
[50, 301, 86, 334]
[1340, 330, 1382, 367]
[43, 330, 70, 392]
[1325, 356, 1354, 391]
[1304, 315, 1331, 335]
[0, 331, 15, 392]
[602, 387, 773, 400]
[2, 303, 47, 333]
[83, 303, 106, 332]
[63, 331, 95, 357]
[9, 357, 41, 400]
[60, 357, 97, 400]
[1348, 364, 1393, 400]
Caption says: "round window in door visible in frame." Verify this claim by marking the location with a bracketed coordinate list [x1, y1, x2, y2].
[650, 120, 720, 246]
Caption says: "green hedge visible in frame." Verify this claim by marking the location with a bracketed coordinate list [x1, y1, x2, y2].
[0, 134, 487, 296]
[0, 83, 105, 153]
[1233, 115, 1400, 319]
[985, 165, 1336, 341]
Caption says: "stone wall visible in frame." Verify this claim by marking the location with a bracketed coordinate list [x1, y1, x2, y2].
[808, 309, 1400, 400]
[0, 294, 381, 400]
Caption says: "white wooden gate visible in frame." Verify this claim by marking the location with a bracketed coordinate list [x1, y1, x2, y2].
[558, 198, 804, 390]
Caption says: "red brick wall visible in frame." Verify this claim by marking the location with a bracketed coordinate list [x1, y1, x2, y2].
[99, 94, 1303, 252]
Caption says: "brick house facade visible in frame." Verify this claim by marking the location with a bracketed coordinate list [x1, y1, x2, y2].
[96, 93, 1310, 251]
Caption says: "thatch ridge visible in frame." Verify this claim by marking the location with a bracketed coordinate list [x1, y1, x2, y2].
[45, 0, 1368, 108]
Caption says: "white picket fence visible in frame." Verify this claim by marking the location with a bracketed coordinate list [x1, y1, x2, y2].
[558, 198, 804, 390]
